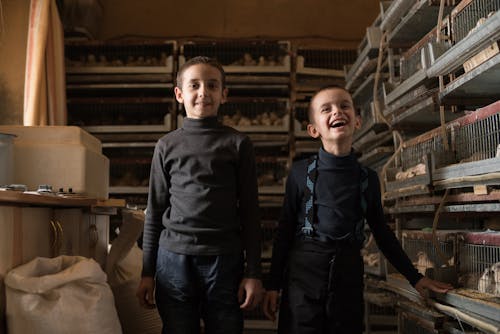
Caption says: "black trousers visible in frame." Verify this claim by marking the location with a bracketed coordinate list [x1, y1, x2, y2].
[278, 240, 364, 334]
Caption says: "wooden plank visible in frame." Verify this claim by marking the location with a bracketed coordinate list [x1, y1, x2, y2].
[433, 158, 500, 180]
[433, 172, 500, 190]
[464, 42, 500, 73]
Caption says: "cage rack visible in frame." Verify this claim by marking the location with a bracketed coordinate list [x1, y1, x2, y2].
[384, 27, 441, 108]
[401, 230, 458, 278]
[179, 40, 291, 73]
[65, 39, 176, 75]
[364, 288, 397, 334]
[255, 155, 289, 195]
[397, 299, 446, 334]
[67, 97, 174, 133]
[296, 48, 357, 77]
[387, 0, 457, 48]
[345, 27, 383, 90]
[431, 100, 500, 191]
[363, 231, 388, 278]
[293, 102, 309, 137]
[425, 6, 500, 107]
[177, 98, 290, 133]
[105, 144, 156, 195]
[450, 0, 500, 45]
[458, 231, 500, 297]
[353, 97, 390, 156]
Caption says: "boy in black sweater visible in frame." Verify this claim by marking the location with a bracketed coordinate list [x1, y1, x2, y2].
[136, 56, 263, 334]
[262, 85, 452, 333]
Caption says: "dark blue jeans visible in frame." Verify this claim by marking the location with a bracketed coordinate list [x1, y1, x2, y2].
[155, 247, 244, 334]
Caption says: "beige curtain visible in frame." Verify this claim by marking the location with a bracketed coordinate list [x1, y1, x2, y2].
[23, 0, 66, 126]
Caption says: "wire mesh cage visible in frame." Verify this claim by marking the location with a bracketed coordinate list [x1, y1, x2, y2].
[458, 231, 500, 296]
[180, 40, 291, 72]
[453, 103, 500, 162]
[106, 146, 155, 190]
[450, 0, 500, 44]
[400, 28, 437, 81]
[219, 99, 289, 132]
[363, 231, 387, 277]
[296, 48, 357, 76]
[401, 230, 458, 277]
[255, 156, 289, 195]
[67, 98, 174, 131]
[65, 40, 176, 72]
[293, 102, 309, 137]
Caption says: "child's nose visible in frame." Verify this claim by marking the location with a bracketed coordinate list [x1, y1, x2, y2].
[198, 83, 209, 96]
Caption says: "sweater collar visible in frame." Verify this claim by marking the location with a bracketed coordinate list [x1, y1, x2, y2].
[318, 147, 357, 168]
[182, 116, 220, 129]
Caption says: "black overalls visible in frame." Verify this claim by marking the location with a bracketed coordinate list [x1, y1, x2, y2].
[277, 156, 368, 334]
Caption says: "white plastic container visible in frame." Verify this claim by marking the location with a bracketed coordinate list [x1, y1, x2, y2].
[0, 126, 109, 199]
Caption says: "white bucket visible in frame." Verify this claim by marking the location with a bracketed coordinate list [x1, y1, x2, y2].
[0, 133, 16, 186]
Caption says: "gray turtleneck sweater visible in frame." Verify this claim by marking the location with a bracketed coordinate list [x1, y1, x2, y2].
[268, 147, 422, 290]
[142, 117, 261, 278]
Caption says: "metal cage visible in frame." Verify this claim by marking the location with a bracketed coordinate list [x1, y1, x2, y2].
[180, 40, 291, 71]
[65, 40, 176, 72]
[458, 231, 500, 296]
[451, 0, 500, 44]
[401, 230, 458, 277]
[219, 99, 290, 133]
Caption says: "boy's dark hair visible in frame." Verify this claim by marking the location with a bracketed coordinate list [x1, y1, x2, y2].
[176, 56, 226, 89]
[308, 84, 359, 123]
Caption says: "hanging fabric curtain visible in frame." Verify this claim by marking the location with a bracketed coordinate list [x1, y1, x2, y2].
[23, 0, 66, 126]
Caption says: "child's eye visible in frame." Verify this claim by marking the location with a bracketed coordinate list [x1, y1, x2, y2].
[189, 83, 199, 89]
[321, 107, 330, 113]
[341, 104, 351, 109]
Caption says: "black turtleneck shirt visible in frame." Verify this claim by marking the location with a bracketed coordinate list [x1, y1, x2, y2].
[142, 117, 261, 278]
[268, 147, 422, 290]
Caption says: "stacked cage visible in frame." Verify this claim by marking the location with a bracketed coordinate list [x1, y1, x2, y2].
[459, 231, 500, 297]
[179, 40, 291, 97]
[426, 0, 500, 107]
[65, 40, 177, 209]
[295, 48, 356, 100]
[291, 102, 321, 161]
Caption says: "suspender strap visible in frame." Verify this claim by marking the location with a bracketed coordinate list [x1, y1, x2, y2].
[353, 166, 369, 246]
[302, 155, 318, 236]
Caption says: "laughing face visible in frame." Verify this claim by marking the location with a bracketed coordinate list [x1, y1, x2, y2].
[307, 87, 361, 154]
[175, 63, 228, 119]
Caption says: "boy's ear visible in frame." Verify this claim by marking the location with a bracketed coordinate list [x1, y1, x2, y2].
[174, 87, 184, 104]
[354, 114, 362, 130]
[221, 87, 228, 104]
[307, 123, 320, 139]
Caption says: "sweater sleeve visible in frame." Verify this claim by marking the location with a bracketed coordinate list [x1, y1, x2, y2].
[142, 140, 170, 277]
[238, 137, 262, 278]
[268, 163, 302, 290]
[365, 170, 423, 286]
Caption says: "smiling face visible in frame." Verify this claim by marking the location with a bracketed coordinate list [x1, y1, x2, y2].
[307, 87, 361, 155]
[174, 63, 228, 119]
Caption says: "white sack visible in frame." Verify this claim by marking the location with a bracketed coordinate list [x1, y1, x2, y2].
[5, 255, 121, 334]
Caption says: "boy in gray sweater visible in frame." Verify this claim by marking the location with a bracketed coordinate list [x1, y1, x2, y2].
[136, 56, 263, 334]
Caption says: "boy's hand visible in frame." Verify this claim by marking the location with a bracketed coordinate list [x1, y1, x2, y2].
[238, 278, 264, 310]
[136, 276, 156, 309]
[262, 290, 279, 321]
[415, 276, 453, 298]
